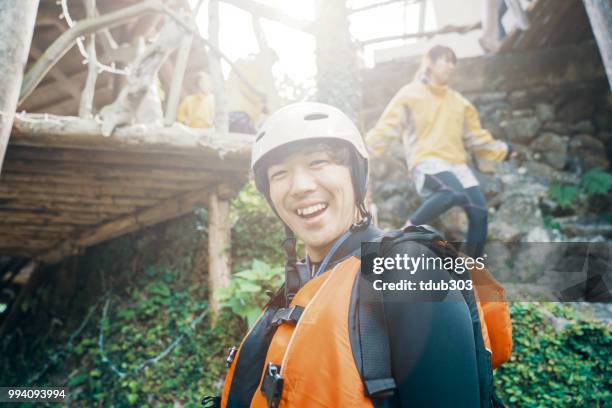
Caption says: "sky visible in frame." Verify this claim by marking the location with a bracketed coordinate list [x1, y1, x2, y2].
[191, 0, 523, 85]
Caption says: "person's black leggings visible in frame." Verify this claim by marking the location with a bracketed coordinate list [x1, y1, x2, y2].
[409, 171, 488, 258]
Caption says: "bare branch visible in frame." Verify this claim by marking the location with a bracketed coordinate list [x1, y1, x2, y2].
[19, 0, 165, 105]
[219, 0, 315, 34]
[348, 0, 421, 14]
[357, 21, 482, 46]
[79, 0, 98, 118]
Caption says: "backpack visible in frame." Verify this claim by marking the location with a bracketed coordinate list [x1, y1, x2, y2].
[359, 226, 512, 408]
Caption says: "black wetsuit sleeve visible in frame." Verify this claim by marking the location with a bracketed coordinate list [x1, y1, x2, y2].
[380, 241, 480, 407]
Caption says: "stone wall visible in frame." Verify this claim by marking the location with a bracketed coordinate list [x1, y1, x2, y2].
[362, 41, 612, 298]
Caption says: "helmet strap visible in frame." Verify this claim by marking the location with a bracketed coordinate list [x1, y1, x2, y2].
[282, 225, 300, 307]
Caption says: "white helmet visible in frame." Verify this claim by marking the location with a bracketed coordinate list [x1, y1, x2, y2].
[251, 102, 369, 213]
[251, 102, 368, 170]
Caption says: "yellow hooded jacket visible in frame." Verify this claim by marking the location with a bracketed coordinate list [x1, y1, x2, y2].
[226, 57, 268, 124]
[366, 80, 508, 170]
[177, 94, 215, 129]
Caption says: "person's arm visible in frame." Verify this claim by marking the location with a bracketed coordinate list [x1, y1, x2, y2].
[462, 101, 510, 162]
[365, 89, 410, 156]
[380, 241, 481, 407]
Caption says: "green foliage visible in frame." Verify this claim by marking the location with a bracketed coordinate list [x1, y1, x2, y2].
[548, 184, 580, 209]
[231, 182, 286, 270]
[542, 214, 562, 230]
[216, 260, 283, 328]
[495, 303, 612, 407]
[548, 168, 612, 209]
[580, 167, 612, 195]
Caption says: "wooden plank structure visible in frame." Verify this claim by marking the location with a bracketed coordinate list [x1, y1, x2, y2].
[3, 114, 252, 263]
[0, 0, 264, 334]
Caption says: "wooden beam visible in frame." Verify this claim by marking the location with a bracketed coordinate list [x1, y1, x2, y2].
[0, 209, 111, 226]
[0, 180, 177, 200]
[208, 0, 229, 132]
[252, 17, 280, 112]
[357, 21, 482, 46]
[38, 187, 217, 264]
[10, 114, 252, 168]
[5, 144, 240, 174]
[207, 188, 231, 315]
[3, 159, 215, 182]
[0, 0, 39, 175]
[0, 198, 138, 215]
[0, 168, 210, 191]
[164, 35, 193, 126]
[0, 189, 159, 207]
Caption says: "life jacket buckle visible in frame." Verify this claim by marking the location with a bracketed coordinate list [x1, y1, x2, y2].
[271, 305, 304, 327]
[201, 395, 220, 407]
[260, 363, 283, 408]
[225, 346, 238, 368]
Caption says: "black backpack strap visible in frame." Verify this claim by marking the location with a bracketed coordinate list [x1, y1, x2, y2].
[357, 264, 396, 407]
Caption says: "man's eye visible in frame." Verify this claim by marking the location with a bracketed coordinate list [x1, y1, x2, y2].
[270, 170, 287, 180]
[310, 159, 329, 168]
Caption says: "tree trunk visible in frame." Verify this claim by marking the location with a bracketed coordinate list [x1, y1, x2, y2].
[583, 0, 612, 91]
[314, 0, 361, 123]
[0, 0, 39, 175]
[207, 189, 231, 315]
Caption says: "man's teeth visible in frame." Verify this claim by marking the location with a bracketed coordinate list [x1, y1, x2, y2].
[296, 203, 327, 216]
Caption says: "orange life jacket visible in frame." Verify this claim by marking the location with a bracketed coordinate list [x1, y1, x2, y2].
[219, 228, 512, 408]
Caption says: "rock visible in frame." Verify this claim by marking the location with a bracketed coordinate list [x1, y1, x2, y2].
[594, 111, 612, 131]
[470, 91, 508, 103]
[556, 98, 595, 123]
[439, 207, 467, 240]
[500, 116, 541, 144]
[535, 103, 555, 122]
[489, 191, 543, 241]
[570, 120, 595, 135]
[568, 134, 610, 172]
[507, 90, 530, 108]
[529, 132, 569, 170]
[376, 194, 411, 227]
[511, 109, 535, 118]
[473, 171, 504, 198]
[542, 121, 570, 134]
[596, 131, 612, 143]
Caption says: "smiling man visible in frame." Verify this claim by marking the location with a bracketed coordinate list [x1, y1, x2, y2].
[201, 102, 506, 408]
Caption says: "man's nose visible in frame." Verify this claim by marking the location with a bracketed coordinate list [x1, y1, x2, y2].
[290, 166, 317, 197]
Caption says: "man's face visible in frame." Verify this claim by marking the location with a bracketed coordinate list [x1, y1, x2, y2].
[267, 149, 356, 262]
[429, 55, 456, 85]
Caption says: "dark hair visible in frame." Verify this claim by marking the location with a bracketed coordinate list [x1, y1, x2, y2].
[414, 45, 457, 80]
[426, 45, 457, 64]
[253, 138, 365, 213]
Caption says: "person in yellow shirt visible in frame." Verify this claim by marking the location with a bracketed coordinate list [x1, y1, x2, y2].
[177, 71, 215, 129]
[366, 45, 515, 258]
[226, 51, 278, 134]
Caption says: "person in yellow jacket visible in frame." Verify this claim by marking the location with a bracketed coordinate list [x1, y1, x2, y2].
[366, 45, 515, 258]
[226, 52, 277, 134]
[177, 71, 215, 129]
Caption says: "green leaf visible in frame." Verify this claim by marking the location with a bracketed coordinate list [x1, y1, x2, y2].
[68, 373, 88, 386]
[89, 368, 102, 378]
[580, 167, 612, 195]
[127, 393, 139, 404]
[549, 183, 579, 208]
